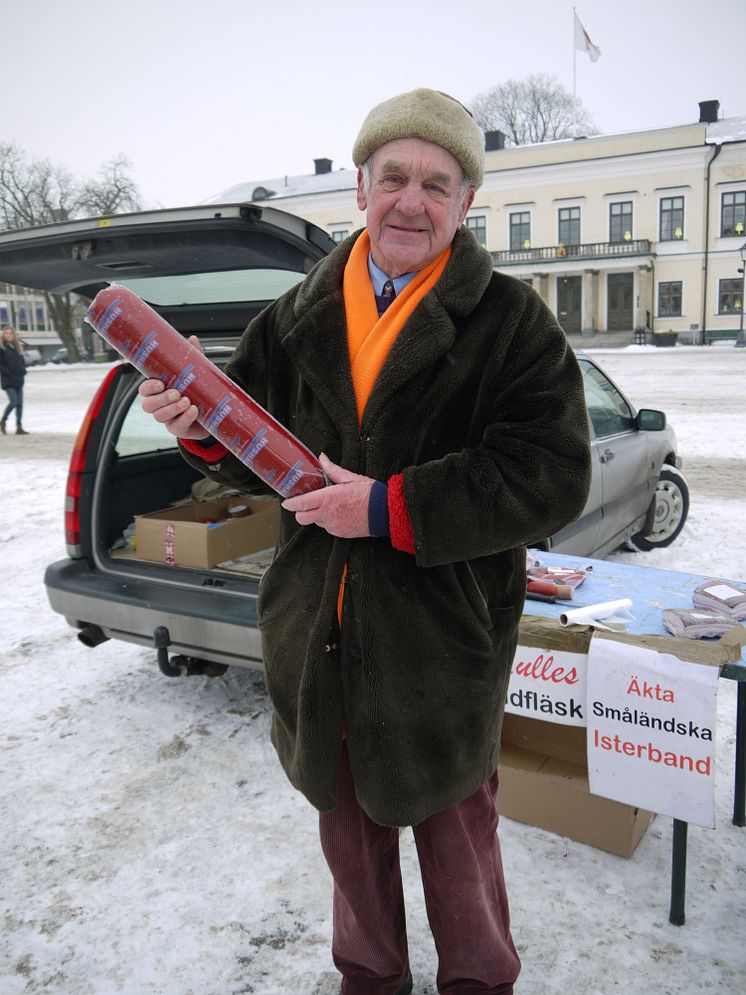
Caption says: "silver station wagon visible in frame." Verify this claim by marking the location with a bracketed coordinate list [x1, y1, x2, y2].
[0, 205, 688, 674]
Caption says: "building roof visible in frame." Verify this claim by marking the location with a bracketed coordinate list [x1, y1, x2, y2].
[706, 116, 746, 144]
[202, 168, 357, 206]
[202, 115, 746, 207]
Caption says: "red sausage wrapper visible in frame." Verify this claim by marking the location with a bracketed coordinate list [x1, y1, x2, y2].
[86, 285, 326, 497]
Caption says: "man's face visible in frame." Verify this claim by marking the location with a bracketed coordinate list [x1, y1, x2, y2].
[356, 137, 475, 278]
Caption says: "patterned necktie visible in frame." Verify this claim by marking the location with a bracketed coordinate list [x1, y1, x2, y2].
[377, 278, 396, 316]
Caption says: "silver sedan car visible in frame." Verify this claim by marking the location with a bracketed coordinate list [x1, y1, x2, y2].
[547, 353, 688, 558]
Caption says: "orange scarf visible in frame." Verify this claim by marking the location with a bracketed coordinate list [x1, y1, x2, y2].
[337, 234, 451, 737]
[343, 230, 451, 424]
[336, 232, 451, 648]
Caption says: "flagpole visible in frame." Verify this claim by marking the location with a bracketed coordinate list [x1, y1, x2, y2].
[572, 6, 577, 135]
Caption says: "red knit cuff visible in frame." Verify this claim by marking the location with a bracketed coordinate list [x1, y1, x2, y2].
[388, 473, 415, 555]
[180, 437, 229, 462]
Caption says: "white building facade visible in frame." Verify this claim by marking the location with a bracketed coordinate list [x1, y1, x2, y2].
[207, 104, 746, 343]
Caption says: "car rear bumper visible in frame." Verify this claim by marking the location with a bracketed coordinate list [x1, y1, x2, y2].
[44, 558, 264, 670]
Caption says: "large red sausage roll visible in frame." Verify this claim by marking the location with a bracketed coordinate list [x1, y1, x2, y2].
[86, 285, 325, 497]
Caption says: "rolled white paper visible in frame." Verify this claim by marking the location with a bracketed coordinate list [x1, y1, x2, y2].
[559, 598, 634, 630]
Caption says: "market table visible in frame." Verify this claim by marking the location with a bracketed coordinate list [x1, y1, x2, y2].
[517, 551, 746, 925]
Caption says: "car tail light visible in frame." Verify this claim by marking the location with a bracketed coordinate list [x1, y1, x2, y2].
[64, 366, 120, 556]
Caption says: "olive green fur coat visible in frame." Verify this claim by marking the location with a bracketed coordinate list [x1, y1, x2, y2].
[180, 227, 591, 826]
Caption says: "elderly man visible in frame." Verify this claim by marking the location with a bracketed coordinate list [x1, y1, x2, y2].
[141, 88, 591, 995]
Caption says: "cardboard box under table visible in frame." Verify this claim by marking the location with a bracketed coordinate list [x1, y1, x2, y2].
[499, 612, 655, 858]
[499, 713, 654, 858]
[136, 496, 278, 569]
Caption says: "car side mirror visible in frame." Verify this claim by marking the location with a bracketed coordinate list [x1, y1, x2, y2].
[636, 408, 666, 431]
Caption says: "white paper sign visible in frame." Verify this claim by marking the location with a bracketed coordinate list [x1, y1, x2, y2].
[586, 639, 719, 828]
[506, 644, 588, 726]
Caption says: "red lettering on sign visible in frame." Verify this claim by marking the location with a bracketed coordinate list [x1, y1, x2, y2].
[513, 652, 580, 686]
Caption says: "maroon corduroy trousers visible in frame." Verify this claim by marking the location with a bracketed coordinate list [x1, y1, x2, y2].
[319, 745, 521, 994]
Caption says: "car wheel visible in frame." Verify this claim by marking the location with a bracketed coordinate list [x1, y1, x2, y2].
[630, 465, 689, 551]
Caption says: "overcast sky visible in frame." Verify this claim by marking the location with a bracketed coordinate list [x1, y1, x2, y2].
[4, 0, 745, 210]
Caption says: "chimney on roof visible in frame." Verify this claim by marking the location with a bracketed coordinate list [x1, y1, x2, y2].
[698, 100, 720, 124]
[484, 130, 506, 151]
[314, 158, 333, 175]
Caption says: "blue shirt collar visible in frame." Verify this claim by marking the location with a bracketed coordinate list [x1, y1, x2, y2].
[367, 254, 417, 296]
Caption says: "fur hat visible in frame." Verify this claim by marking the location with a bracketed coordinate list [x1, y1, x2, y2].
[352, 88, 484, 188]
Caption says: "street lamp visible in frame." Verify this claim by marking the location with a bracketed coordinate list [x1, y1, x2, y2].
[737, 241, 746, 348]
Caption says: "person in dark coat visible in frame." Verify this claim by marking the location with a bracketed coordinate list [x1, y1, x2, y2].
[140, 89, 592, 995]
[1, 326, 29, 435]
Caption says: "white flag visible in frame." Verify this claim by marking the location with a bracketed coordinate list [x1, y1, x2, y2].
[574, 11, 601, 62]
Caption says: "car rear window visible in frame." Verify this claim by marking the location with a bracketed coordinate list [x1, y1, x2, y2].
[116, 396, 179, 457]
[116, 268, 305, 306]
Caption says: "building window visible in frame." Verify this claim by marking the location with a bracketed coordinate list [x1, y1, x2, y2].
[330, 229, 349, 244]
[718, 278, 743, 315]
[658, 281, 682, 317]
[660, 196, 685, 241]
[509, 212, 531, 250]
[466, 215, 487, 246]
[558, 207, 580, 247]
[721, 191, 746, 237]
[609, 201, 633, 243]
[0, 303, 9, 326]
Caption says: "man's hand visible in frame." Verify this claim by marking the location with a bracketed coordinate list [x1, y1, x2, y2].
[282, 454, 375, 538]
[138, 335, 210, 440]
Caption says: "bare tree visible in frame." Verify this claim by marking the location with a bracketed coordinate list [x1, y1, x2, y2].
[0, 144, 78, 228]
[472, 74, 597, 145]
[0, 144, 141, 359]
[78, 155, 141, 217]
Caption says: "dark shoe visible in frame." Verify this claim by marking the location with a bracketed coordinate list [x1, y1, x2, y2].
[16, 425, 28, 435]
[0, 421, 5, 434]
[396, 973, 413, 995]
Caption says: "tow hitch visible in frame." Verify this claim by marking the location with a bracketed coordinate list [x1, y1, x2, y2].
[153, 626, 228, 678]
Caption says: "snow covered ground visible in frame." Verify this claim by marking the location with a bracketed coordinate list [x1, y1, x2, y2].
[2, 347, 745, 995]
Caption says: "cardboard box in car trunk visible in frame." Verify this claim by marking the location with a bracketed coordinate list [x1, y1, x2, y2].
[136, 496, 279, 569]
[499, 714, 654, 858]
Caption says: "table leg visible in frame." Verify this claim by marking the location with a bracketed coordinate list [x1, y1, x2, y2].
[669, 819, 687, 926]
[734, 681, 746, 828]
